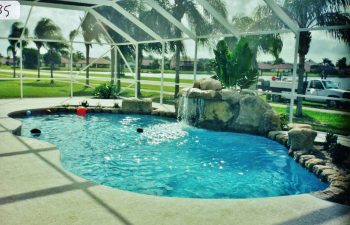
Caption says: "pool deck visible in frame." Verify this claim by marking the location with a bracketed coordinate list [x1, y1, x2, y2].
[1, 97, 350, 225]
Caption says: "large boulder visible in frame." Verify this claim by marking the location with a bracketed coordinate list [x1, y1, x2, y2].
[122, 98, 152, 114]
[177, 88, 280, 135]
[288, 128, 317, 151]
[193, 78, 222, 91]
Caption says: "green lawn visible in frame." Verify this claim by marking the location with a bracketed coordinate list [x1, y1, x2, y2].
[273, 106, 350, 135]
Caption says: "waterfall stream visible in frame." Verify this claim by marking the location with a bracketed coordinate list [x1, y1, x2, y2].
[178, 97, 205, 126]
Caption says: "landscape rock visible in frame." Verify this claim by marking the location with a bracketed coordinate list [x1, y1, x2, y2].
[177, 88, 280, 135]
[288, 128, 317, 151]
[268, 131, 286, 140]
[287, 123, 313, 130]
[193, 78, 222, 91]
[122, 98, 152, 114]
[312, 165, 333, 176]
[276, 133, 289, 145]
[298, 155, 316, 165]
[304, 158, 325, 169]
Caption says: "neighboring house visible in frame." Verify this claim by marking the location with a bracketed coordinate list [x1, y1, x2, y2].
[170, 56, 194, 71]
[60, 57, 111, 69]
[258, 63, 274, 72]
[273, 63, 293, 72]
[0, 56, 16, 66]
[304, 59, 317, 72]
[142, 59, 153, 69]
[76, 58, 111, 69]
[0, 56, 7, 66]
[60, 57, 71, 68]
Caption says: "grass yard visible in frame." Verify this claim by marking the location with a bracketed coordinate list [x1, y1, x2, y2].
[273, 106, 350, 135]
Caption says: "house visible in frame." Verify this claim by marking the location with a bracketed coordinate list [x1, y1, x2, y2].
[76, 58, 111, 69]
[142, 59, 153, 69]
[258, 63, 274, 72]
[304, 59, 317, 72]
[273, 63, 293, 72]
[0, 56, 15, 66]
[170, 56, 194, 71]
[61, 57, 111, 69]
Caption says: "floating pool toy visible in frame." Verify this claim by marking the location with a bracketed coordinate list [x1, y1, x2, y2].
[26, 110, 31, 116]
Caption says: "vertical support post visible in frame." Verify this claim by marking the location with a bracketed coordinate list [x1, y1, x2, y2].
[20, 40, 23, 99]
[114, 45, 117, 84]
[135, 44, 139, 98]
[70, 42, 74, 98]
[160, 42, 165, 104]
[193, 39, 198, 81]
[289, 32, 300, 123]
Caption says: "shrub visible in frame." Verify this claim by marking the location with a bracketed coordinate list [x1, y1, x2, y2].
[93, 83, 118, 99]
[80, 100, 89, 107]
[329, 143, 350, 164]
[213, 38, 258, 89]
[324, 133, 338, 151]
[280, 113, 288, 130]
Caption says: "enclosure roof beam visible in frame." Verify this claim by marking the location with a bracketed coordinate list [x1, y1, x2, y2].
[70, 12, 89, 43]
[88, 9, 137, 44]
[143, 0, 196, 39]
[108, 2, 164, 42]
[263, 0, 299, 33]
[195, 0, 240, 38]
[20, 0, 90, 11]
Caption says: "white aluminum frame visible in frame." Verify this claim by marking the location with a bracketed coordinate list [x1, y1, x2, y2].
[1, 0, 349, 124]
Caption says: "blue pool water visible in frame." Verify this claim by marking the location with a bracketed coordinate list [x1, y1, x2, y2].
[20, 113, 328, 198]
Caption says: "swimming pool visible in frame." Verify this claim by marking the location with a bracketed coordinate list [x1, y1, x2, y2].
[20, 113, 328, 199]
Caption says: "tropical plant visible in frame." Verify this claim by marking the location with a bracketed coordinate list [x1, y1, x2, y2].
[34, 18, 62, 81]
[214, 38, 258, 89]
[336, 57, 347, 70]
[40, 20, 68, 84]
[70, 13, 105, 86]
[279, 113, 289, 130]
[7, 22, 28, 78]
[329, 143, 350, 165]
[80, 100, 89, 107]
[324, 133, 338, 151]
[322, 58, 335, 67]
[255, 0, 350, 117]
[43, 49, 61, 84]
[93, 82, 118, 99]
[22, 48, 38, 69]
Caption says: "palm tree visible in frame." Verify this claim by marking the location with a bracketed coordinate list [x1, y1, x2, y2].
[39, 21, 68, 84]
[170, 0, 227, 97]
[71, 13, 105, 86]
[34, 18, 63, 81]
[7, 22, 28, 78]
[255, 0, 350, 116]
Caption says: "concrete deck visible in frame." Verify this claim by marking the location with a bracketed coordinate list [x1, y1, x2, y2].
[0, 98, 349, 225]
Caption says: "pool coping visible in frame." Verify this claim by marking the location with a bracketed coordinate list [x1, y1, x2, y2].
[1, 97, 350, 225]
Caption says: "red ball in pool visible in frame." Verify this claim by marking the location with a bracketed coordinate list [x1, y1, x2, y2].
[76, 107, 87, 116]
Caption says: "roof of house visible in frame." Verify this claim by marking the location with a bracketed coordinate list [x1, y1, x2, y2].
[258, 63, 274, 70]
[273, 63, 293, 70]
[76, 58, 111, 65]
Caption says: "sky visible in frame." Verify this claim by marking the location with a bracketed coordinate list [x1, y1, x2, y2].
[1, 1, 349, 65]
